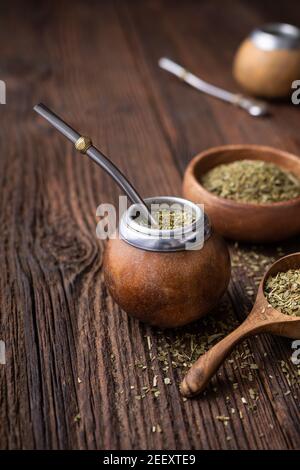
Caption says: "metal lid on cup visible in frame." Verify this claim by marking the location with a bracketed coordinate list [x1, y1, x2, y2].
[119, 196, 211, 252]
[250, 23, 300, 51]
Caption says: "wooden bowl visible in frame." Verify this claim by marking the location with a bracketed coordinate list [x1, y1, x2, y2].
[182, 145, 300, 243]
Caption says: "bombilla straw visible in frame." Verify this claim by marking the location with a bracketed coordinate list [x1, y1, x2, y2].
[34, 103, 157, 226]
[159, 57, 269, 117]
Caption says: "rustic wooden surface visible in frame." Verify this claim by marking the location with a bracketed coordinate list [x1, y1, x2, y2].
[0, 0, 300, 450]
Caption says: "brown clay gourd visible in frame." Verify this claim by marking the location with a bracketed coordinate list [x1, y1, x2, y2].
[103, 197, 231, 328]
[233, 23, 300, 98]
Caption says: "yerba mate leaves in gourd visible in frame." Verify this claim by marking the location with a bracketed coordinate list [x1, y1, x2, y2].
[201, 160, 300, 204]
[139, 209, 195, 230]
[264, 269, 300, 317]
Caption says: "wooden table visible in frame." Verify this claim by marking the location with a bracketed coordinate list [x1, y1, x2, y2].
[0, 0, 299, 450]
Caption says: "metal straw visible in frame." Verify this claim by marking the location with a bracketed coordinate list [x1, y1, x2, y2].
[34, 103, 157, 226]
[159, 57, 269, 117]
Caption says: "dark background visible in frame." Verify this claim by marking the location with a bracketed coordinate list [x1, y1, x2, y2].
[0, 0, 299, 450]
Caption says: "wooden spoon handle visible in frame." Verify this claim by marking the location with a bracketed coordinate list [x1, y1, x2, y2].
[180, 318, 263, 397]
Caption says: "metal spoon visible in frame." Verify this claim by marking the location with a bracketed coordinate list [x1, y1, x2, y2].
[159, 57, 269, 117]
[34, 103, 157, 226]
[180, 252, 300, 397]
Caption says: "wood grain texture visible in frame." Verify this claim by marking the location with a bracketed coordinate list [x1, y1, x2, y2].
[181, 253, 300, 397]
[0, 0, 299, 450]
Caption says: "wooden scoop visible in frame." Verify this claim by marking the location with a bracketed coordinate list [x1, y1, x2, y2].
[180, 252, 300, 398]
